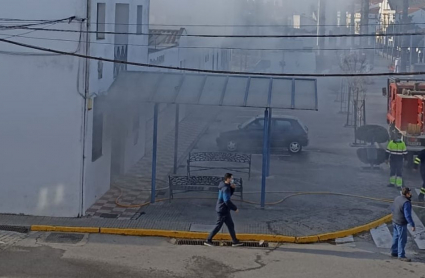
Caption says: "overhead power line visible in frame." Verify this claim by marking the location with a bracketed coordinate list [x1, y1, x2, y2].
[4, 26, 425, 38]
[1, 17, 425, 28]
[0, 37, 424, 78]
[0, 32, 423, 52]
[0, 17, 76, 30]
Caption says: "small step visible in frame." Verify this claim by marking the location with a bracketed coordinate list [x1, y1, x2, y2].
[370, 224, 392, 249]
[409, 211, 425, 250]
[335, 235, 355, 247]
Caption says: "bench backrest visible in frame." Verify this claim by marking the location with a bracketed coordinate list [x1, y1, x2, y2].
[169, 176, 242, 192]
[188, 152, 251, 164]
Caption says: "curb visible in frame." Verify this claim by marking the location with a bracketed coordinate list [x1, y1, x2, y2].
[27, 214, 392, 244]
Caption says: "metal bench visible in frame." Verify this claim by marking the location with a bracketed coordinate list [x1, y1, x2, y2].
[168, 176, 243, 200]
[187, 152, 252, 180]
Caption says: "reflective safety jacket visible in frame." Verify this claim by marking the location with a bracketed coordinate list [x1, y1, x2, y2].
[386, 140, 407, 161]
[414, 149, 425, 170]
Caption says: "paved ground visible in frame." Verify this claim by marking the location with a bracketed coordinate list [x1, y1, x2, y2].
[0, 230, 28, 251]
[6, 55, 425, 237]
[0, 232, 424, 278]
[2, 64, 425, 237]
[85, 105, 218, 219]
[3, 55, 425, 241]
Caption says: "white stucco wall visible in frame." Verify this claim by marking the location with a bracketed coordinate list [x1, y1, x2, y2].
[84, 0, 150, 212]
[0, 0, 87, 216]
[0, 0, 152, 216]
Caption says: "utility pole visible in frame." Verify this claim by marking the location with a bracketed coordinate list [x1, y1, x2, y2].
[360, 0, 370, 47]
[401, 0, 409, 72]
[317, 0, 326, 56]
[351, 3, 356, 46]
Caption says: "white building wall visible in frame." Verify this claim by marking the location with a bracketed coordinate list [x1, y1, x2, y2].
[148, 48, 180, 72]
[0, 0, 152, 216]
[84, 0, 150, 211]
[0, 0, 87, 217]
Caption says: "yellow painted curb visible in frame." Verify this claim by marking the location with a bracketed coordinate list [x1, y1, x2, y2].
[31, 225, 100, 234]
[99, 228, 297, 242]
[295, 236, 320, 244]
[317, 214, 392, 242]
[30, 214, 392, 244]
[100, 228, 209, 239]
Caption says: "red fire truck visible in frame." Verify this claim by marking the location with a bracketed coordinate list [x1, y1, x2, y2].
[384, 78, 425, 167]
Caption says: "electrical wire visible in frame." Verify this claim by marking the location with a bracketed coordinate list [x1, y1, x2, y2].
[0, 17, 76, 30]
[1, 17, 424, 28]
[0, 36, 424, 77]
[6, 26, 425, 38]
[0, 21, 84, 57]
[0, 32, 423, 52]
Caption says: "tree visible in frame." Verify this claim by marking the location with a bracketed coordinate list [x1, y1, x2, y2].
[339, 51, 369, 102]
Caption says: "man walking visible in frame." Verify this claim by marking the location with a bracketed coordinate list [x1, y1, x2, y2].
[205, 173, 243, 247]
[413, 148, 425, 201]
[386, 134, 407, 188]
[391, 187, 416, 262]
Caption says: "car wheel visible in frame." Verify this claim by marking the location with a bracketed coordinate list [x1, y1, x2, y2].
[288, 142, 302, 154]
[226, 140, 238, 152]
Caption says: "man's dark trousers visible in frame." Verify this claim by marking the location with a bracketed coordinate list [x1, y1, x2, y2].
[207, 212, 237, 243]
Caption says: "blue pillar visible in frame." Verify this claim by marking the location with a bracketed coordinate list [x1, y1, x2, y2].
[261, 108, 270, 209]
[266, 108, 272, 177]
[173, 104, 180, 174]
[151, 103, 159, 204]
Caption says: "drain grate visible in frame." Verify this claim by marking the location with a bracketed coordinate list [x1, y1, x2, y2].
[45, 233, 85, 244]
[0, 225, 29, 234]
[175, 239, 269, 248]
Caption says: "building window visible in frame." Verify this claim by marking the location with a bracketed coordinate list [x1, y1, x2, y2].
[98, 60, 103, 79]
[136, 5, 143, 34]
[92, 97, 104, 162]
[96, 3, 106, 40]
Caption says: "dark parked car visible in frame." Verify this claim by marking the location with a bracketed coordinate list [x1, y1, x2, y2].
[216, 115, 309, 154]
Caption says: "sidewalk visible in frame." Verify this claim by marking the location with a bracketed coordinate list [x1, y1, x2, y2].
[0, 194, 391, 243]
[85, 105, 218, 220]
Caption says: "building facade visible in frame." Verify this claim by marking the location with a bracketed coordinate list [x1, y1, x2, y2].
[0, 0, 154, 217]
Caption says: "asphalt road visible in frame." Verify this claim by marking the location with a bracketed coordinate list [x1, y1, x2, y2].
[1, 232, 424, 278]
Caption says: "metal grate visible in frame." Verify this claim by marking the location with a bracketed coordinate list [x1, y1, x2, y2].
[0, 225, 29, 234]
[175, 239, 269, 248]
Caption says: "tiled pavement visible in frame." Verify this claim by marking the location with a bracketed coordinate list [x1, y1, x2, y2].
[0, 230, 28, 250]
[0, 198, 391, 237]
[85, 106, 218, 220]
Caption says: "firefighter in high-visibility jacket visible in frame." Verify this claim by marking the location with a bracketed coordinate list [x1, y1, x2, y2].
[413, 149, 425, 201]
[386, 136, 407, 188]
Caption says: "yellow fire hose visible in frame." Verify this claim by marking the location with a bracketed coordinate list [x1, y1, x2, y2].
[114, 187, 425, 209]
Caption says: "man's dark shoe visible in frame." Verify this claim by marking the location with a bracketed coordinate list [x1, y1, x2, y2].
[399, 257, 411, 262]
[390, 253, 398, 258]
[419, 194, 424, 202]
[232, 241, 244, 247]
[204, 241, 214, 247]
